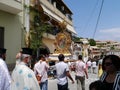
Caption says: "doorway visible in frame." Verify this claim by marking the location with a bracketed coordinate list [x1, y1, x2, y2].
[0, 27, 4, 48]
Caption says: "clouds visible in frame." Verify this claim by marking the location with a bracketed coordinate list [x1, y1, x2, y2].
[95, 28, 120, 42]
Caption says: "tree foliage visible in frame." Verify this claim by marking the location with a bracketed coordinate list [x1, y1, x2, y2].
[110, 46, 115, 50]
[30, 6, 53, 50]
[89, 39, 96, 46]
[29, 6, 53, 56]
[30, 21, 52, 50]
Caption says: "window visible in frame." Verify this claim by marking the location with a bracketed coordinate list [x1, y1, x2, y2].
[0, 27, 4, 48]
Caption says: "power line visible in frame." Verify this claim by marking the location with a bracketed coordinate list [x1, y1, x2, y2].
[93, 0, 104, 38]
[82, 0, 100, 33]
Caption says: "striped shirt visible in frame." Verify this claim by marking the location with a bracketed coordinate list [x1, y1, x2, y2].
[100, 71, 120, 90]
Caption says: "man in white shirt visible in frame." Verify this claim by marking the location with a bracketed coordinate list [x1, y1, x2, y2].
[34, 54, 49, 90]
[75, 55, 88, 90]
[92, 61, 97, 74]
[55, 54, 74, 90]
[0, 48, 11, 90]
[86, 60, 92, 73]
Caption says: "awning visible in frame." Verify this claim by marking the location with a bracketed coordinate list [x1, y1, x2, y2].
[41, 4, 62, 22]
[41, 4, 77, 34]
[67, 24, 77, 34]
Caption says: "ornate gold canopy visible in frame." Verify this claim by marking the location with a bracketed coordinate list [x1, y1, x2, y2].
[54, 21, 72, 55]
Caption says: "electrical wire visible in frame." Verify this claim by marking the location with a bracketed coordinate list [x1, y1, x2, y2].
[81, 0, 100, 33]
[92, 0, 104, 38]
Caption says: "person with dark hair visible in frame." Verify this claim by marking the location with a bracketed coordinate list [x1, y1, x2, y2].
[89, 80, 106, 90]
[100, 54, 120, 90]
[34, 54, 49, 90]
[74, 55, 88, 90]
[0, 48, 11, 90]
[55, 54, 74, 90]
[11, 48, 40, 90]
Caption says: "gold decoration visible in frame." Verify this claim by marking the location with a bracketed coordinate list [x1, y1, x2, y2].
[54, 21, 72, 55]
[58, 21, 67, 32]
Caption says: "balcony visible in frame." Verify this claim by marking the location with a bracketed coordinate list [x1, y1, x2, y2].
[0, 0, 22, 14]
[39, 0, 76, 34]
[39, 0, 72, 25]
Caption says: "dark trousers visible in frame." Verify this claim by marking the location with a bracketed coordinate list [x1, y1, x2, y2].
[57, 83, 69, 90]
[75, 75, 85, 90]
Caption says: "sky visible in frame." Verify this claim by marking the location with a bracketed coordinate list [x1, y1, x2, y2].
[63, 0, 120, 42]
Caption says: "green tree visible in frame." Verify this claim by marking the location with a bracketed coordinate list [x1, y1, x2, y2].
[30, 21, 52, 50]
[110, 46, 115, 50]
[29, 5, 53, 56]
[89, 39, 96, 46]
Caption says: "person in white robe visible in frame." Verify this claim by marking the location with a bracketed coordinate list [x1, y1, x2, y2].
[11, 48, 40, 90]
[0, 48, 11, 90]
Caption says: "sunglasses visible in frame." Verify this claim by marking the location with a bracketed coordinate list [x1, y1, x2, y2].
[104, 62, 113, 66]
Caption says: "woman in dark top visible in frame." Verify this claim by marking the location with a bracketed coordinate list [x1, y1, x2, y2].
[100, 55, 120, 90]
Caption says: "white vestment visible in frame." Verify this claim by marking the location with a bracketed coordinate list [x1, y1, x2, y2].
[11, 62, 40, 90]
[0, 58, 11, 90]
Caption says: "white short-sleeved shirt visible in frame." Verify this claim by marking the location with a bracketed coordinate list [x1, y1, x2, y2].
[98, 59, 103, 65]
[75, 60, 86, 76]
[87, 61, 92, 67]
[55, 61, 69, 85]
[92, 61, 97, 68]
[34, 60, 49, 82]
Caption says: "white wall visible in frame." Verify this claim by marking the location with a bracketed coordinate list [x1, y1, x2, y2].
[0, 10, 23, 64]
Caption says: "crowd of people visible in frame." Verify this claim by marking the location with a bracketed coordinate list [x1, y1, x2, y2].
[0, 47, 120, 90]
[89, 54, 120, 90]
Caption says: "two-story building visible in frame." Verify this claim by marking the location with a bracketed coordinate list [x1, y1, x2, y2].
[0, 0, 76, 67]
[30, 0, 76, 53]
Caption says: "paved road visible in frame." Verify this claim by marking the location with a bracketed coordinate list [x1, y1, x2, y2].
[48, 71, 99, 90]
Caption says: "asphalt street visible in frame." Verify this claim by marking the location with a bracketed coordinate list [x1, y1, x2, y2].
[48, 70, 99, 90]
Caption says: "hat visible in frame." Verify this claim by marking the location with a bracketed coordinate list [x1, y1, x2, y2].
[22, 48, 33, 55]
[0, 48, 6, 54]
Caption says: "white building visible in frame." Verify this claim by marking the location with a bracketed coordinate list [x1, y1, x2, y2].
[0, 0, 76, 67]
